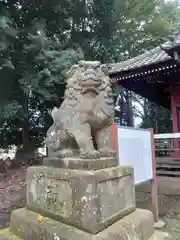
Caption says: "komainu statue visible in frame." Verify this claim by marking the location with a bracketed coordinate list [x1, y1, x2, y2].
[44, 60, 115, 159]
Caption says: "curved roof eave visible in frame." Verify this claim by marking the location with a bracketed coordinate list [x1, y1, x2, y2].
[108, 32, 180, 76]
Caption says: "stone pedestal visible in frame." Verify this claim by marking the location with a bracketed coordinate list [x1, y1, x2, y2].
[43, 156, 118, 170]
[26, 164, 135, 234]
[9, 157, 171, 240]
[10, 208, 171, 240]
[10, 208, 154, 240]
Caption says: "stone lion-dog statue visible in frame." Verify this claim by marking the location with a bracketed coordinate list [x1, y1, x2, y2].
[44, 60, 115, 159]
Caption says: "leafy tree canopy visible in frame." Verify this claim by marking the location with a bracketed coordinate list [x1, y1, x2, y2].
[0, 0, 179, 146]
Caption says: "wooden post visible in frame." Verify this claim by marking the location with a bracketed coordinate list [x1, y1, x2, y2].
[110, 123, 119, 165]
[110, 123, 118, 153]
[149, 128, 159, 223]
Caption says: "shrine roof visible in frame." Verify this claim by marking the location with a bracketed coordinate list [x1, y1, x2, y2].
[108, 32, 180, 76]
[108, 33, 180, 109]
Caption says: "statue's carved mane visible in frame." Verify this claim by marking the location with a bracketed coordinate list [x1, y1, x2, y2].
[45, 60, 115, 159]
[64, 61, 110, 96]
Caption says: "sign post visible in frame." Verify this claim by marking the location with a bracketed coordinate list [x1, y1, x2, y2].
[110, 124, 159, 222]
[149, 128, 159, 222]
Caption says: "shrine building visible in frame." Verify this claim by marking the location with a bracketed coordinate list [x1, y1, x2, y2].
[108, 33, 180, 135]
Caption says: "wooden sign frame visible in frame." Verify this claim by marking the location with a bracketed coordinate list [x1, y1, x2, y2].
[110, 124, 159, 222]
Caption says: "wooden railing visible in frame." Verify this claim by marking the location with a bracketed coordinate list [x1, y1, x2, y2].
[154, 133, 180, 177]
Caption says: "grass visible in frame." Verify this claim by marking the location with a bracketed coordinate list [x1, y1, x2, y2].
[136, 194, 180, 239]
[163, 218, 180, 240]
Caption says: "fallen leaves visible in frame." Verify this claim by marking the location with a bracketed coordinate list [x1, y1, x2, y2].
[0, 169, 26, 214]
[37, 214, 43, 224]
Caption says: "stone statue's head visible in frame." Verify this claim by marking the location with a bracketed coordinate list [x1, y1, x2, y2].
[64, 61, 112, 100]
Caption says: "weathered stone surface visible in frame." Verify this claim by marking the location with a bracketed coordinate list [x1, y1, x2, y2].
[0, 162, 6, 180]
[43, 156, 118, 170]
[10, 208, 155, 240]
[26, 165, 135, 234]
[0, 173, 6, 181]
[44, 61, 116, 159]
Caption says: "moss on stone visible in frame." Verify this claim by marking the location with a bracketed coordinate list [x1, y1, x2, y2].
[43, 216, 52, 222]
[0, 228, 21, 240]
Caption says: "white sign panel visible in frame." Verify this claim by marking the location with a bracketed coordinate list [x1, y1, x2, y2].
[117, 127, 153, 185]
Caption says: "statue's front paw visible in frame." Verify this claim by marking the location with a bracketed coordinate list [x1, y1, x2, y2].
[61, 149, 75, 157]
[50, 149, 74, 158]
[99, 149, 116, 158]
[80, 150, 100, 159]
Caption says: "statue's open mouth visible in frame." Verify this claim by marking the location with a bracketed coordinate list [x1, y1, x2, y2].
[81, 76, 101, 95]
[81, 87, 100, 95]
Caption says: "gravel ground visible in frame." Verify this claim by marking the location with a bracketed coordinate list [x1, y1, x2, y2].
[0, 169, 26, 229]
[136, 191, 180, 218]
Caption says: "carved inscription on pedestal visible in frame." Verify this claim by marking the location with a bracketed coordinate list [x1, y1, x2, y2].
[44, 179, 73, 218]
[27, 173, 73, 218]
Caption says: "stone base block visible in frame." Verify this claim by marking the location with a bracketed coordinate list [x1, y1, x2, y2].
[10, 208, 156, 240]
[43, 156, 118, 170]
[26, 165, 135, 234]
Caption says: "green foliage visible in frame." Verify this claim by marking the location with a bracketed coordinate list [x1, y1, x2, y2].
[67, 0, 118, 62]
[0, 1, 84, 147]
[0, 0, 180, 146]
[112, 0, 180, 129]
[112, 0, 180, 61]
[137, 99, 172, 133]
[0, 16, 18, 123]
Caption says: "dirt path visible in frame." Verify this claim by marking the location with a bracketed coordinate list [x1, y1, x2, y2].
[0, 169, 26, 228]
[136, 191, 180, 218]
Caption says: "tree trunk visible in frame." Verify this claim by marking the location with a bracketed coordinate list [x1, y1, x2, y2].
[142, 98, 149, 128]
[126, 90, 134, 127]
[22, 95, 29, 150]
